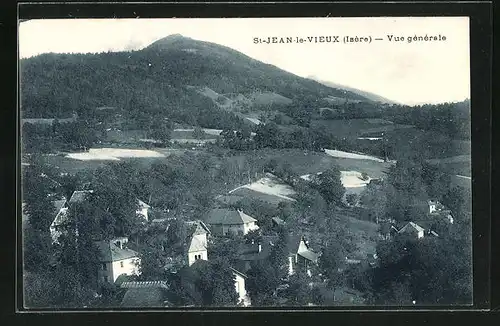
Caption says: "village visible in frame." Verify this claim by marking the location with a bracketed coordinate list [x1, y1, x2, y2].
[19, 28, 472, 308]
[22, 155, 460, 308]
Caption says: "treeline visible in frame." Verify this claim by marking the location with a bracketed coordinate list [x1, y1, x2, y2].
[388, 100, 471, 140]
[22, 120, 99, 153]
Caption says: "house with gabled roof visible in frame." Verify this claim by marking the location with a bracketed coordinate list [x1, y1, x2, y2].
[49, 207, 70, 244]
[287, 234, 320, 277]
[49, 190, 93, 243]
[68, 189, 94, 205]
[397, 221, 426, 239]
[205, 208, 259, 236]
[236, 233, 319, 277]
[185, 220, 211, 266]
[95, 237, 141, 284]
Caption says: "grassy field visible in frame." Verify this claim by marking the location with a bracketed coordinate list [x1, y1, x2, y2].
[310, 118, 407, 138]
[38, 149, 189, 174]
[228, 149, 390, 178]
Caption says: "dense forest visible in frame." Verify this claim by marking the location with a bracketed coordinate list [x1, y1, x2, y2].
[20, 34, 367, 120]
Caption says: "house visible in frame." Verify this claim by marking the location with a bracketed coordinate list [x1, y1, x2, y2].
[49, 190, 93, 243]
[185, 220, 211, 266]
[205, 208, 259, 236]
[379, 222, 399, 240]
[236, 236, 276, 274]
[49, 198, 69, 243]
[428, 200, 440, 214]
[236, 234, 319, 277]
[68, 189, 94, 205]
[287, 235, 320, 276]
[230, 267, 251, 306]
[120, 281, 171, 308]
[136, 199, 151, 221]
[49, 207, 70, 243]
[95, 237, 141, 284]
[397, 222, 425, 239]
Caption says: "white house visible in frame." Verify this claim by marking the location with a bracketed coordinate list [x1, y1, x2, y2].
[287, 235, 320, 277]
[230, 267, 251, 306]
[398, 222, 425, 239]
[185, 220, 210, 266]
[96, 237, 141, 284]
[205, 208, 259, 236]
[136, 199, 151, 221]
[49, 207, 69, 244]
[49, 198, 69, 243]
[428, 200, 438, 214]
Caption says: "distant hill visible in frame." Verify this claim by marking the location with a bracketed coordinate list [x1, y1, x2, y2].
[20, 34, 371, 126]
[307, 76, 398, 104]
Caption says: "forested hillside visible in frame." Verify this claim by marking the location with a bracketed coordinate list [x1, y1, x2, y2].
[20, 34, 368, 121]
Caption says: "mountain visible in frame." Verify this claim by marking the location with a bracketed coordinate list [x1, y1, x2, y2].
[20, 34, 371, 125]
[307, 76, 398, 104]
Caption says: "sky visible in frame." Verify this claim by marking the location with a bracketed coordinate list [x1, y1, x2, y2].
[19, 17, 470, 105]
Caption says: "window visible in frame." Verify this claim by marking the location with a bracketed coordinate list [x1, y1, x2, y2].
[120, 261, 124, 268]
[102, 263, 107, 271]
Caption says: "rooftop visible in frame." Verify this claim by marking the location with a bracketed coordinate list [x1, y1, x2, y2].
[206, 208, 257, 225]
[399, 221, 426, 233]
[120, 288, 169, 308]
[186, 220, 211, 235]
[95, 240, 139, 262]
[121, 281, 168, 289]
[51, 207, 69, 227]
[69, 190, 93, 204]
[137, 199, 150, 208]
[52, 199, 67, 214]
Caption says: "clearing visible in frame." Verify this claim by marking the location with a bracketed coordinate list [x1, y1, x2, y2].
[228, 174, 296, 203]
[324, 149, 385, 163]
[66, 148, 166, 161]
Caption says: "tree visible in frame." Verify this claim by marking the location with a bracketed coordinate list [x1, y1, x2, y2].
[286, 270, 313, 306]
[208, 237, 241, 267]
[246, 260, 281, 306]
[22, 163, 55, 272]
[137, 249, 168, 281]
[369, 229, 472, 305]
[311, 168, 345, 205]
[192, 260, 238, 306]
[269, 228, 289, 281]
[254, 122, 281, 148]
[346, 193, 358, 206]
[193, 126, 206, 140]
[319, 240, 346, 289]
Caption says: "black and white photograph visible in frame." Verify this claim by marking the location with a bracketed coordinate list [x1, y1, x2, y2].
[19, 16, 472, 309]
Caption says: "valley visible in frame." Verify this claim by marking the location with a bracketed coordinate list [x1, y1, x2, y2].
[20, 34, 472, 309]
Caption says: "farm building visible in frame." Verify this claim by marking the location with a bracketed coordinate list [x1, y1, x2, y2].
[205, 208, 259, 236]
